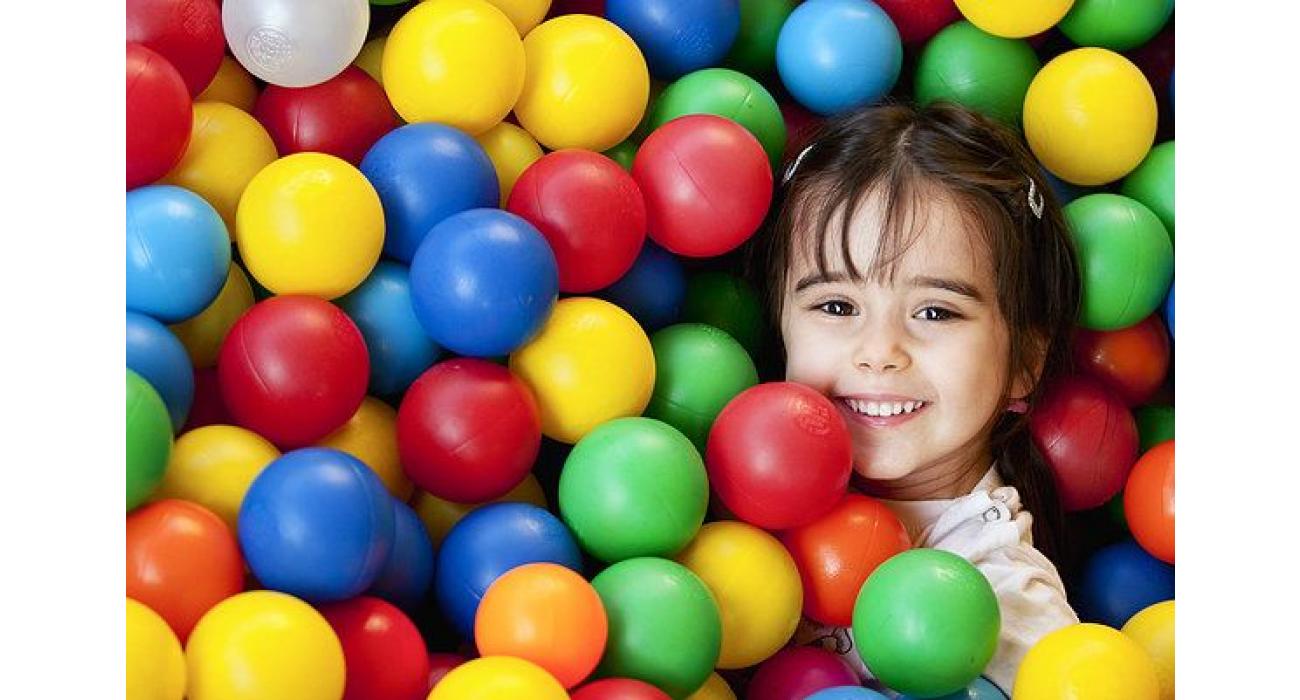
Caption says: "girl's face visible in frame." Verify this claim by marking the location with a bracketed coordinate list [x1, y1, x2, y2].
[781, 188, 1025, 494]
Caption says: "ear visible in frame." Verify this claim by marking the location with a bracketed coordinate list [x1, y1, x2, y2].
[1009, 331, 1049, 401]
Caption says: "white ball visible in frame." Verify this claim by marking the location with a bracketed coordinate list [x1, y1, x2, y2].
[223, 0, 370, 88]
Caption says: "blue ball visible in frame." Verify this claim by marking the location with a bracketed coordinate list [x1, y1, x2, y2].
[899, 676, 1008, 700]
[776, 0, 903, 116]
[126, 185, 231, 323]
[1164, 282, 1174, 339]
[361, 123, 499, 263]
[606, 0, 740, 79]
[125, 311, 194, 431]
[806, 688, 890, 700]
[239, 447, 396, 603]
[369, 499, 436, 608]
[1076, 539, 1175, 629]
[435, 502, 583, 639]
[601, 241, 686, 332]
[337, 261, 441, 397]
[410, 208, 559, 357]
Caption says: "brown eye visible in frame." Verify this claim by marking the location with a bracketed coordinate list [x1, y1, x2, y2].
[915, 306, 959, 322]
[816, 300, 856, 317]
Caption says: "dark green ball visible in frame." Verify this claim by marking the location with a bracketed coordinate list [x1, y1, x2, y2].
[1065, 194, 1173, 331]
[647, 68, 787, 168]
[1134, 404, 1175, 453]
[1059, 0, 1174, 52]
[126, 368, 173, 510]
[1121, 141, 1175, 243]
[604, 140, 639, 172]
[681, 272, 766, 357]
[915, 21, 1040, 128]
[725, 0, 797, 78]
[645, 324, 759, 454]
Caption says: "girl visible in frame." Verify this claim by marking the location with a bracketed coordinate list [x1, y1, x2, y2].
[744, 102, 1081, 694]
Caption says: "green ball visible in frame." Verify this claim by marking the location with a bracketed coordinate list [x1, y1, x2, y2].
[605, 140, 639, 171]
[915, 21, 1041, 129]
[645, 324, 759, 455]
[559, 418, 709, 562]
[1121, 141, 1175, 243]
[1058, 0, 1174, 52]
[1105, 490, 1129, 531]
[681, 272, 766, 357]
[126, 368, 173, 511]
[1134, 404, 1175, 453]
[725, 0, 797, 78]
[1065, 194, 1173, 331]
[593, 557, 721, 698]
[633, 79, 669, 142]
[647, 68, 787, 168]
[853, 549, 1000, 697]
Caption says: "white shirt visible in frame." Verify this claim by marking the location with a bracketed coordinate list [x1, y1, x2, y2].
[791, 466, 1078, 696]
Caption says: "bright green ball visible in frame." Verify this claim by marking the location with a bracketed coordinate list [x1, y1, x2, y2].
[559, 418, 709, 562]
[1121, 141, 1175, 243]
[126, 368, 173, 511]
[605, 140, 639, 171]
[647, 68, 787, 168]
[725, 0, 797, 78]
[1134, 404, 1175, 453]
[645, 324, 758, 455]
[681, 272, 766, 357]
[1059, 0, 1174, 52]
[1065, 193, 1173, 331]
[593, 557, 721, 698]
[853, 549, 1000, 698]
[915, 21, 1040, 128]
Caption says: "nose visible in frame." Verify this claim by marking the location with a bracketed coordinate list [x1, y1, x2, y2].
[852, 319, 911, 373]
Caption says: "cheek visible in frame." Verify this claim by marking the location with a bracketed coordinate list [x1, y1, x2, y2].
[781, 325, 841, 390]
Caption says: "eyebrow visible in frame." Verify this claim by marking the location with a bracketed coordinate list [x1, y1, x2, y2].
[794, 272, 986, 303]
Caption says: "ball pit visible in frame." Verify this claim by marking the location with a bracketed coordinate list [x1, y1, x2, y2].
[126, 43, 192, 189]
[222, 0, 369, 88]
[725, 0, 796, 76]
[1124, 441, 1175, 563]
[953, 0, 1073, 39]
[429, 656, 569, 700]
[1121, 600, 1176, 700]
[253, 66, 398, 166]
[162, 101, 278, 233]
[317, 397, 412, 500]
[607, 0, 739, 80]
[368, 499, 436, 606]
[169, 263, 255, 368]
[1121, 140, 1176, 241]
[647, 68, 787, 168]
[336, 263, 442, 398]
[476, 122, 546, 207]
[155, 424, 279, 531]
[776, 0, 903, 116]
[126, 0, 223, 97]
[748, 646, 860, 700]
[414, 473, 548, 546]
[126, 311, 194, 431]
[1029, 375, 1138, 511]
[1076, 540, 1175, 629]
[644, 323, 759, 454]
[915, 21, 1040, 128]
[126, 369, 173, 510]
[320, 596, 430, 700]
[126, 185, 230, 323]
[1058, 0, 1174, 52]
[1012, 623, 1161, 700]
[126, 599, 186, 700]
[1065, 194, 1174, 331]
[1073, 314, 1171, 406]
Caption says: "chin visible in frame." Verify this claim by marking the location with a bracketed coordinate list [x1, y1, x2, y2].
[852, 451, 918, 483]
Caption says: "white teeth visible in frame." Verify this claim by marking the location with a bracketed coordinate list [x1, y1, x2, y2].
[892, 402, 902, 415]
[866, 402, 880, 417]
[844, 399, 926, 417]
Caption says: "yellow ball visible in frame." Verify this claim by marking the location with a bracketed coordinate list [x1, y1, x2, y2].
[478, 0, 552, 35]
[169, 262, 255, 368]
[197, 56, 259, 113]
[1122, 600, 1175, 700]
[1013, 623, 1160, 700]
[509, 297, 655, 444]
[1024, 48, 1158, 186]
[186, 591, 345, 700]
[317, 397, 412, 501]
[127, 598, 186, 700]
[475, 122, 545, 207]
[355, 36, 387, 86]
[515, 15, 650, 151]
[162, 101, 278, 233]
[686, 673, 737, 700]
[414, 473, 547, 545]
[156, 425, 280, 532]
[429, 656, 569, 700]
[384, 0, 525, 134]
[236, 152, 384, 299]
[954, 0, 1075, 38]
[676, 521, 803, 669]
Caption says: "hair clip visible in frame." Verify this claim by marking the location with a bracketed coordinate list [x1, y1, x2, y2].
[782, 143, 815, 185]
[1026, 176, 1044, 220]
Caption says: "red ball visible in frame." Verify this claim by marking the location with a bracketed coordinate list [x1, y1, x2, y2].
[397, 359, 542, 503]
[706, 382, 852, 530]
[427, 653, 469, 693]
[126, 42, 192, 190]
[633, 114, 773, 258]
[1074, 314, 1171, 406]
[126, 0, 224, 96]
[572, 678, 672, 700]
[218, 296, 369, 449]
[1029, 375, 1139, 512]
[508, 150, 647, 293]
[1124, 440, 1174, 564]
[748, 646, 860, 700]
[320, 596, 431, 700]
[254, 66, 400, 166]
[874, 0, 960, 45]
[549, 0, 606, 17]
[182, 366, 232, 432]
[780, 493, 911, 627]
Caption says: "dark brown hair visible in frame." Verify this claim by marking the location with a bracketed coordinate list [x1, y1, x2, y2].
[743, 101, 1080, 566]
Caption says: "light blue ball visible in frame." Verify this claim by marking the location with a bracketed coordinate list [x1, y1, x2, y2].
[806, 687, 890, 700]
[126, 185, 231, 323]
[776, 0, 903, 116]
[337, 261, 441, 397]
[125, 311, 194, 431]
[898, 676, 1009, 700]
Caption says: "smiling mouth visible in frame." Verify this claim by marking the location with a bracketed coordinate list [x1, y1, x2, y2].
[840, 398, 926, 417]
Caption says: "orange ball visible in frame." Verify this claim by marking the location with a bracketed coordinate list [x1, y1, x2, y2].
[1074, 314, 1171, 406]
[779, 493, 911, 626]
[474, 562, 608, 688]
[1124, 440, 1174, 563]
[126, 499, 245, 641]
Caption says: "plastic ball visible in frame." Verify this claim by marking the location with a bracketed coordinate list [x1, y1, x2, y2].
[1065, 194, 1173, 330]
[127, 598, 187, 700]
[515, 14, 650, 151]
[354, 36, 386, 84]
[254, 66, 398, 166]
[436, 502, 583, 639]
[706, 382, 852, 530]
[875, 0, 962, 45]
[169, 263, 254, 370]
[508, 150, 647, 293]
[681, 272, 765, 356]
[685, 673, 736, 700]
[602, 241, 686, 332]
[648, 68, 786, 168]
[915, 21, 1040, 128]
[236, 153, 383, 298]
[162, 100, 279, 230]
[896, 677, 1008, 700]
[485, 0, 552, 34]
[1135, 404, 1174, 453]
[476, 122, 546, 207]
[1073, 314, 1171, 406]
[186, 591, 346, 700]
[807, 689, 889, 700]
[1076, 540, 1174, 629]
[155, 424, 279, 531]
[398, 358, 541, 502]
[320, 596, 430, 700]
[127, 369, 174, 510]
[1058, 0, 1173, 52]
[574, 678, 671, 700]
[429, 656, 569, 700]
[1124, 441, 1174, 563]
[223, 0, 369, 88]
[644, 324, 758, 454]
[1024, 48, 1157, 186]
[605, 140, 639, 170]
[218, 296, 369, 448]
[776, 0, 903, 116]
[606, 0, 738, 79]
[1029, 375, 1138, 511]
[383, 0, 524, 132]
[318, 397, 412, 500]
[1164, 282, 1174, 339]
[127, 0, 224, 96]
[126, 499, 245, 641]
[953, 0, 1072, 38]
[428, 653, 470, 692]
[369, 499, 437, 606]
[725, 0, 795, 76]
[127, 43, 192, 189]
[414, 474, 548, 546]
[126, 311, 194, 431]
[592, 557, 722, 698]
[780, 493, 911, 627]
[509, 297, 656, 444]
[337, 262, 441, 397]
[1121, 601, 1175, 700]
[184, 366, 232, 432]
[126, 185, 229, 322]
[634, 114, 773, 258]
[748, 646, 860, 700]
[197, 55, 260, 111]
[476, 563, 608, 688]
[1121, 141, 1175, 241]
[853, 549, 1000, 697]
[1012, 623, 1160, 700]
